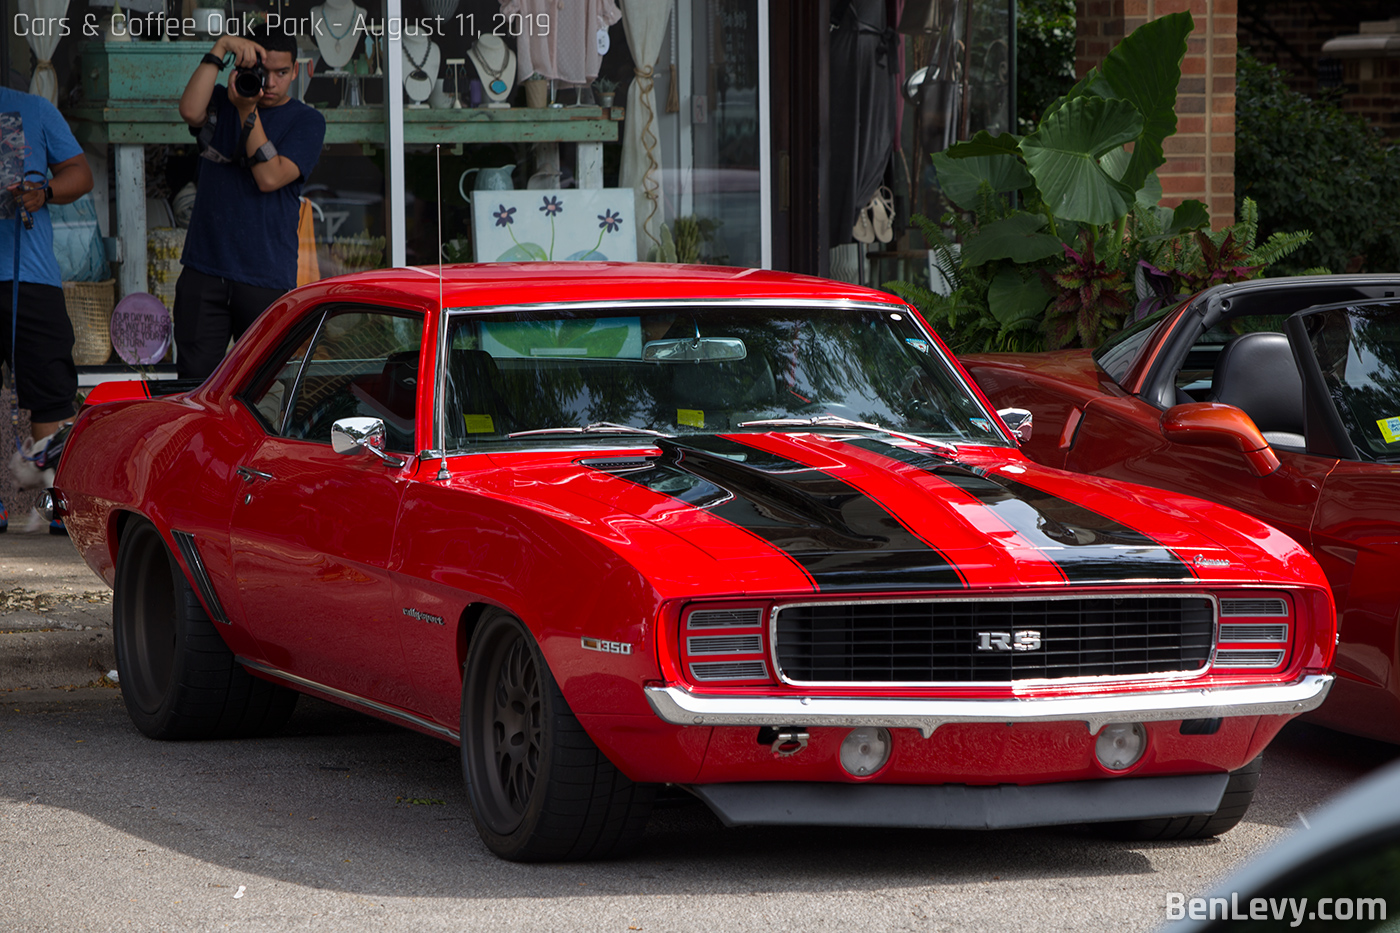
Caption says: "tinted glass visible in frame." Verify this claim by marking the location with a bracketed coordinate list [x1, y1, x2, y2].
[440, 304, 1007, 449]
[1302, 302, 1400, 461]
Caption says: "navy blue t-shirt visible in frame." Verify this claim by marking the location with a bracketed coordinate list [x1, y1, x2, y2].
[181, 85, 325, 291]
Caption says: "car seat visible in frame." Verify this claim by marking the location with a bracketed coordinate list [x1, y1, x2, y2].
[1206, 332, 1306, 449]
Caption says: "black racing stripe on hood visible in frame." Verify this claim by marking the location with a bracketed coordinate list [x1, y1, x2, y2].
[840, 439, 1196, 583]
[604, 435, 967, 592]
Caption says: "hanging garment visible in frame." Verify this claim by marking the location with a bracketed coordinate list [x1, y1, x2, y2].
[501, 0, 621, 85]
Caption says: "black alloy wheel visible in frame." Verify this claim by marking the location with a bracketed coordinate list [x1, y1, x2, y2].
[460, 609, 655, 861]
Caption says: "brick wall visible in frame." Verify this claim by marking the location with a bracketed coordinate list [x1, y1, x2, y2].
[1076, 0, 1237, 228]
[1239, 1, 1400, 140]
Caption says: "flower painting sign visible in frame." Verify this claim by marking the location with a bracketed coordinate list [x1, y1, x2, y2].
[471, 189, 638, 262]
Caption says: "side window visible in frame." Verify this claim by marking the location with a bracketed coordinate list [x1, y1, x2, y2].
[283, 310, 424, 452]
[239, 316, 322, 434]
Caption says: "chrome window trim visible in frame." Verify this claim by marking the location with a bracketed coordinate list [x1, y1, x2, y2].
[645, 673, 1334, 738]
[768, 593, 1222, 688]
[433, 297, 1015, 455]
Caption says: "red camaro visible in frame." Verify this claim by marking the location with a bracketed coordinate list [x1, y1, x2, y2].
[964, 274, 1400, 744]
[53, 264, 1334, 860]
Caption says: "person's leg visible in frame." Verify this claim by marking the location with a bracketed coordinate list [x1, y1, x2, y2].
[10, 282, 77, 436]
[173, 268, 234, 381]
[227, 281, 288, 343]
[6, 283, 77, 535]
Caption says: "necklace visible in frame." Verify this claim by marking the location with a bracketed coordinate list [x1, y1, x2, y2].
[473, 41, 510, 95]
[404, 39, 430, 82]
[317, 5, 355, 40]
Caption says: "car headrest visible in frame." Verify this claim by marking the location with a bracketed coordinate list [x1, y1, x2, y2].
[1207, 332, 1305, 441]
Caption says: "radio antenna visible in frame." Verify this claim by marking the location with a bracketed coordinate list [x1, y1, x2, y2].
[434, 143, 451, 483]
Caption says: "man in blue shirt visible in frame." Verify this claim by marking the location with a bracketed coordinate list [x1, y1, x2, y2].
[175, 25, 326, 381]
[0, 86, 95, 533]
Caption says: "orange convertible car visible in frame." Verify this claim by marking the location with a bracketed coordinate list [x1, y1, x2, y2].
[964, 274, 1400, 743]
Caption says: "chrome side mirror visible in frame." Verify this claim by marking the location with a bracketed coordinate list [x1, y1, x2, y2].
[997, 408, 1033, 443]
[331, 417, 406, 468]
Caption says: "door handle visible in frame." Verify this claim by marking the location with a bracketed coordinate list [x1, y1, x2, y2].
[236, 465, 274, 484]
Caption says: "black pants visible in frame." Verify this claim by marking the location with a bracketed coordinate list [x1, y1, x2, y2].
[0, 280, 77, 423]
[173, 267, 285, 381]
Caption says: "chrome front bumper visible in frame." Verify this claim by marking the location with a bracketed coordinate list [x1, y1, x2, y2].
[644, 673, 1333, 737]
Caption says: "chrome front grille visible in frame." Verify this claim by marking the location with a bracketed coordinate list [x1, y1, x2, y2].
[773, 596, 1215, 684]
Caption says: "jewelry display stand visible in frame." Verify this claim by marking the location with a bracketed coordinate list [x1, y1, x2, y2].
[311, 0, 365, 71]
[468, 35, 515, 109]
[402, 33, 439, 108]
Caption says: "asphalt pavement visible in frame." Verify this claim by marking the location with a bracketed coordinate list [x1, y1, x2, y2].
[0, 528, 116, 692]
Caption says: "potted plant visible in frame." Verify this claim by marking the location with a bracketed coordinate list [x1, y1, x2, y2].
[593, 76, 617, 108]
[522, 72, 549, 108]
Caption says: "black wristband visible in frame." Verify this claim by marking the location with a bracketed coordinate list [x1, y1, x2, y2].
[42, 184, 53, 204]
[201, 52, 227, 71]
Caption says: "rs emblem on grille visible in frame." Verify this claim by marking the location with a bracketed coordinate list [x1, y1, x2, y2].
[975, 630, 1043, 652]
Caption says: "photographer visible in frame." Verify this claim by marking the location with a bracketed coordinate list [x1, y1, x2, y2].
[174, 26, 326, 381]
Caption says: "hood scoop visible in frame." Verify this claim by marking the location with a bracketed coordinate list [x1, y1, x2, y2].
[577, 455, 660, 474]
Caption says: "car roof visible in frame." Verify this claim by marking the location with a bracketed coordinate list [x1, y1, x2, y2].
[297, 262, 905, 310]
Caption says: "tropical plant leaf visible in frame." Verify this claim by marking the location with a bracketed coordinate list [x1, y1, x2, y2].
[931, 151, 1033, 211]
[945, 130, 1024, 160]
[988, 266, 1053, 326]
[1021, 95, 1143, 225]
[1168, 199, 1211, 235]
[961, 212, 1065, 266]
[1096, 11, 1192, 192]
[1136, 171, 1164, 212]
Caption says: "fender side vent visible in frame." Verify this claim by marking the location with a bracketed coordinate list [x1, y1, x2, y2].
[171, 530, 231, 625]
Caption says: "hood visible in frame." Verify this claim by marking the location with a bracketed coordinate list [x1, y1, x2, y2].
[486, 432, 1257, 594]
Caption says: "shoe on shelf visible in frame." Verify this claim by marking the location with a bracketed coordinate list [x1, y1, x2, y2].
[871, 186, 895, 244]
[49, 518, 66, 536]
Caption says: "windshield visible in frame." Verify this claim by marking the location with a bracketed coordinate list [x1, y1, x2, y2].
[439, 303, 1008, 449]
[1301, 301, 1400, 461]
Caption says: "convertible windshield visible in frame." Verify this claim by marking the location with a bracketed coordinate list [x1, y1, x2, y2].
[1301, 300, 1400, 460]
[440, 303, 1006, 449]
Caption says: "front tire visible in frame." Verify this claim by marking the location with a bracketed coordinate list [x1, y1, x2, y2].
[112, 519, 297, 740]
[460, 609, 655, 861]
[1103, 755, 1263, 841]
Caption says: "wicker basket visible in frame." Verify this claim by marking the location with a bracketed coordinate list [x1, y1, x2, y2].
[63, 278, 116, 366]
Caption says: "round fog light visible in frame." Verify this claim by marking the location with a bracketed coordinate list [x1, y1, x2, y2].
[1095, 722, 1147, 771]
[839, 727, 892, 777]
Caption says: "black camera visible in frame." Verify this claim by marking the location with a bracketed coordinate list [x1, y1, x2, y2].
[233, 54, 266, 98]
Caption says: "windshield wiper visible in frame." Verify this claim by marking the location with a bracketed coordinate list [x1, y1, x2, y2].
[507, 421, 672, 439]
[737, 415, 959, 459]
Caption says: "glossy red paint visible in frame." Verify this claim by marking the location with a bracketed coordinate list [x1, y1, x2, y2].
[962, 275, 1400, 742]
[52, 264, 1338, 842]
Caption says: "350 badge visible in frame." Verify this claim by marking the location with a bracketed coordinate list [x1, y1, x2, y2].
[581, 637, 633, 655]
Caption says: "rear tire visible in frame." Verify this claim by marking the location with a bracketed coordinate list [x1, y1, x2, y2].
[460, 609, 655, 861]
[1103, 755, 1262, 841]
[112, 519, 297, 740]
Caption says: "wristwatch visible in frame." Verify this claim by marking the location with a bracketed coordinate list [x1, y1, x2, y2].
[42, 183, 53, 204]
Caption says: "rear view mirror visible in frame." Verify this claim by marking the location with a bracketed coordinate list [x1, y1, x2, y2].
[1161, 402, 1280, 476]
[643, 337, 747, 363]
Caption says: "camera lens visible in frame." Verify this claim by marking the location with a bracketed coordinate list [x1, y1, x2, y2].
[233, 68, 264, 98]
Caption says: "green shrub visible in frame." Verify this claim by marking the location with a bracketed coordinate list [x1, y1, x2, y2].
[1016, 0, 1077, 135]
[1236, 51, 1400, 274]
